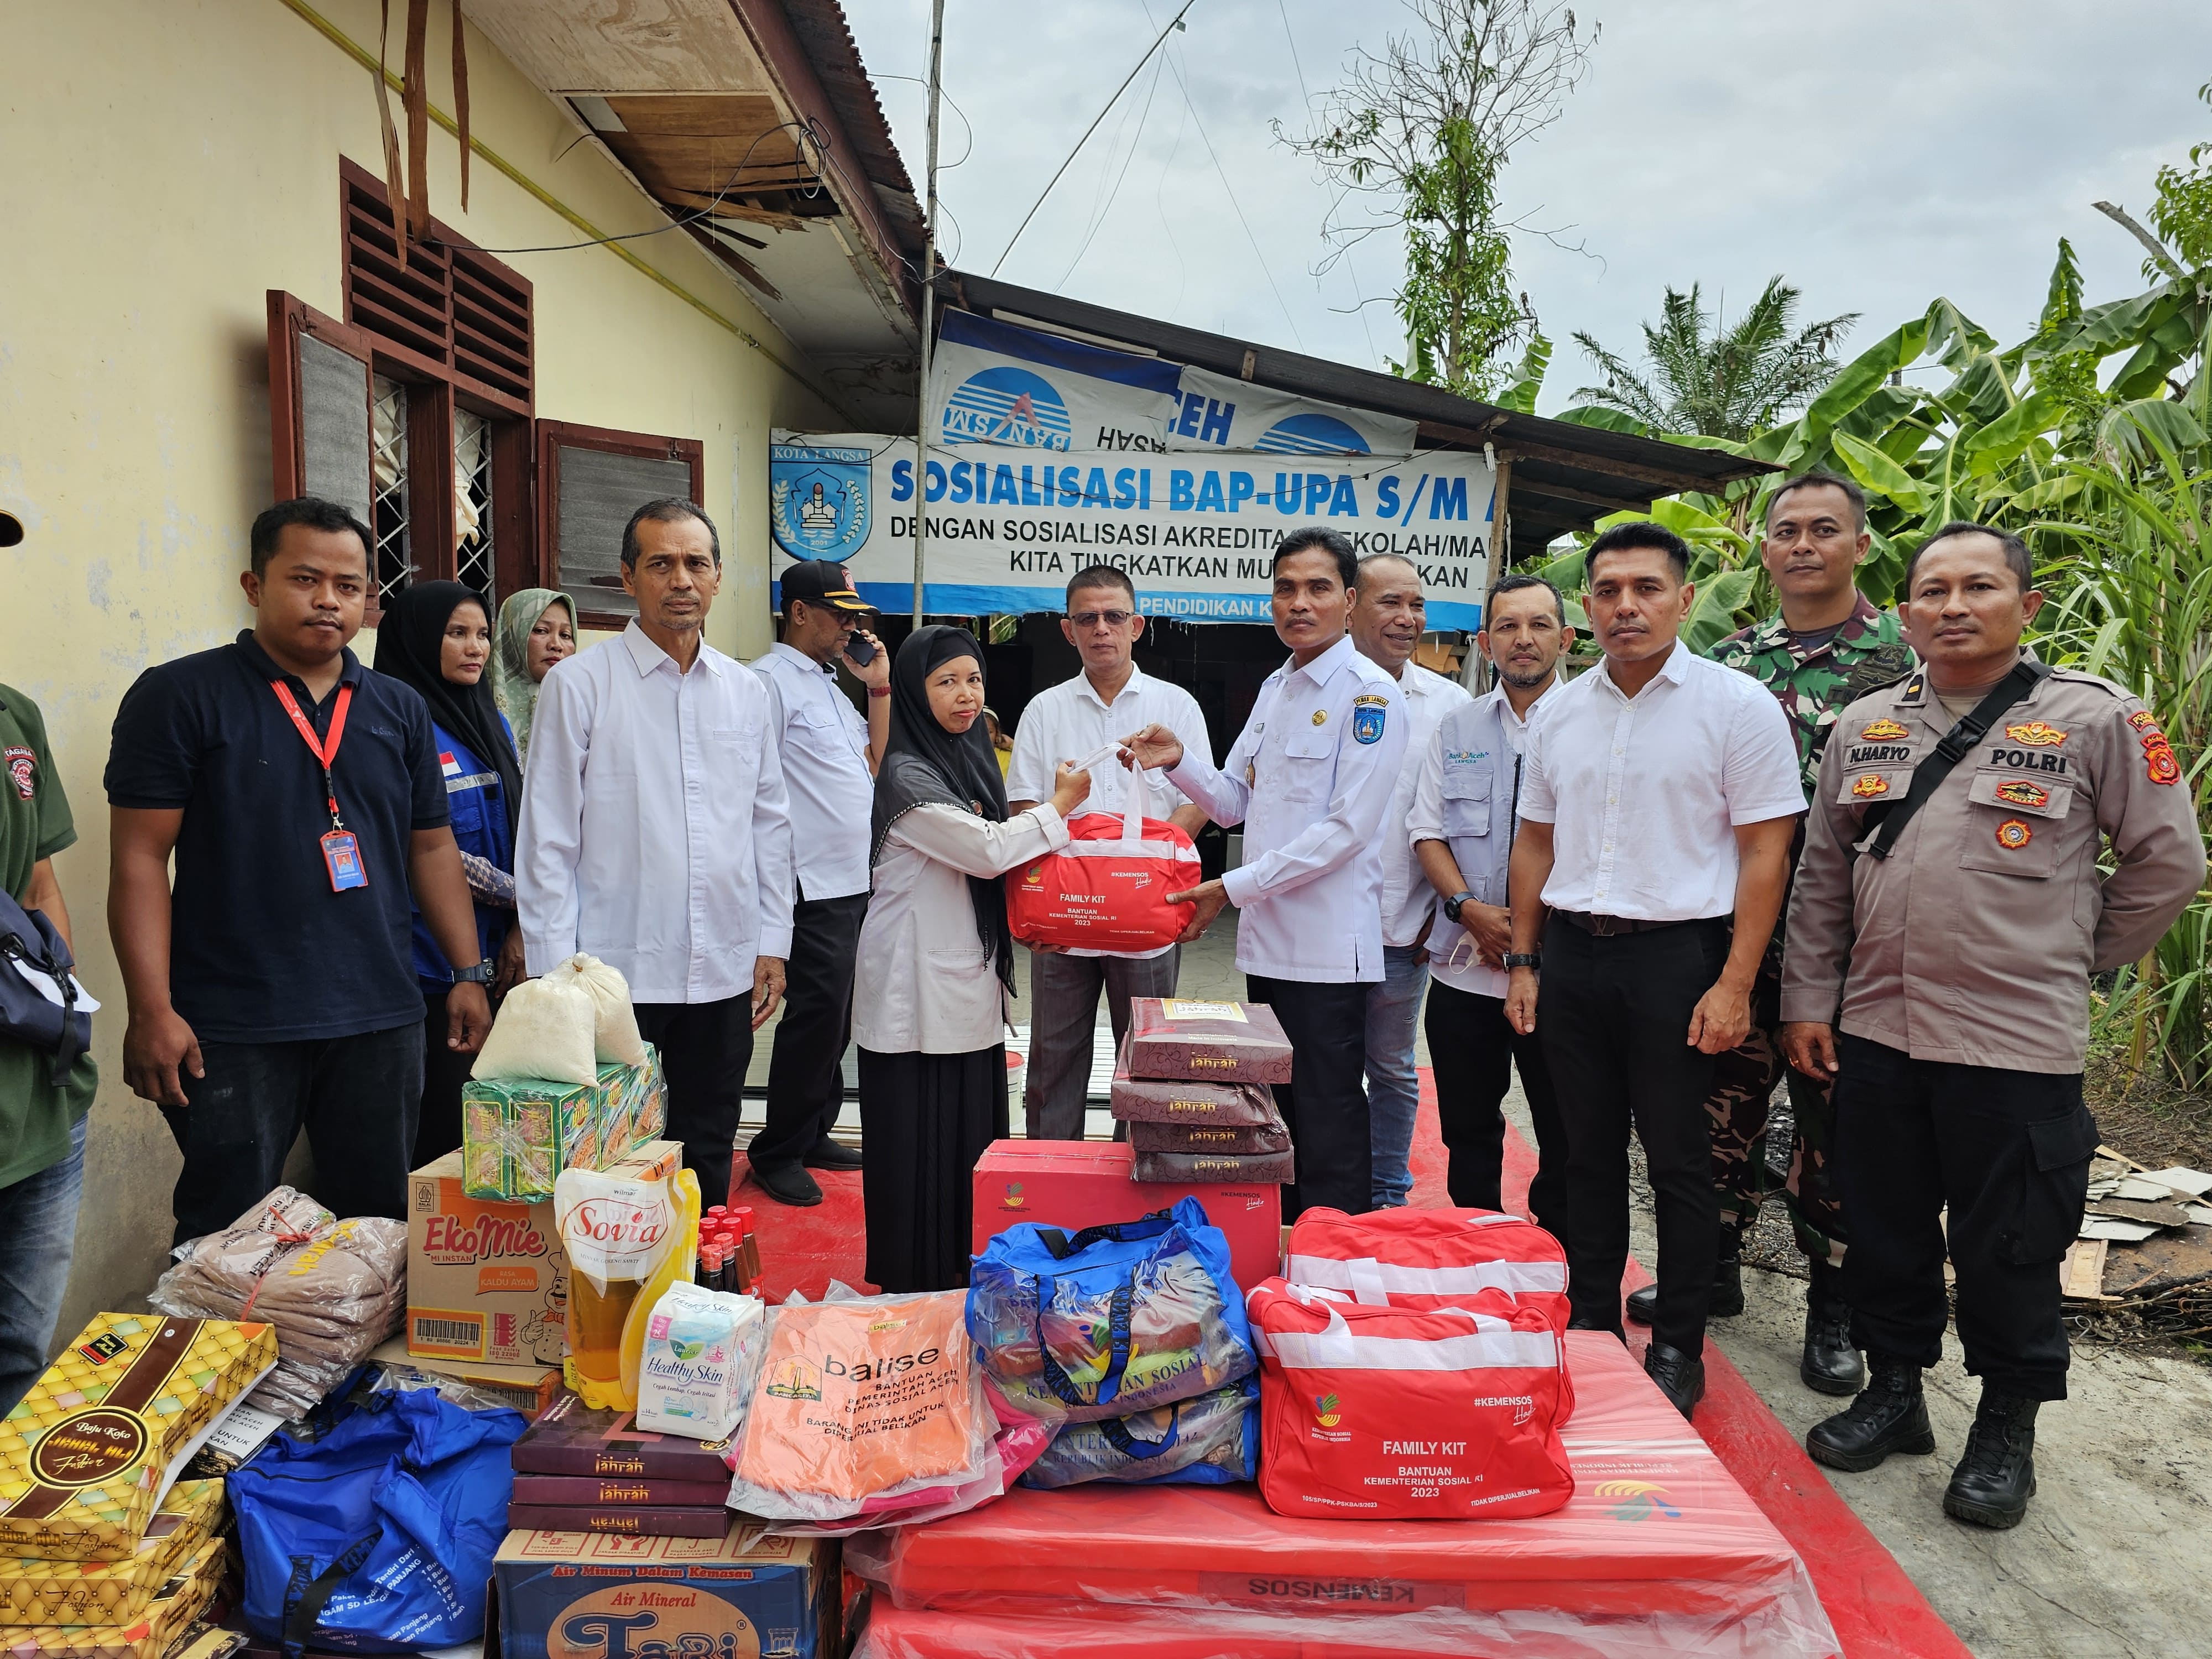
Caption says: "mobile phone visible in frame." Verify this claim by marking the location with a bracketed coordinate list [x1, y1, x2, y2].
[843, 634, 878, 667]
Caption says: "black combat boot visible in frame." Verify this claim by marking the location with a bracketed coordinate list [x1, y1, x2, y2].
[1626, 1230, 1743, 1325]
[1943, 1389, 2039, 1529]
[1805, 1353, 1936, 1473]
[1799, 1259, 1865, 1396]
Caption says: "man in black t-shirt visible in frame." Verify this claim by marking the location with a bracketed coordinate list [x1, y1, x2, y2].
[106, 498, 492, 1243]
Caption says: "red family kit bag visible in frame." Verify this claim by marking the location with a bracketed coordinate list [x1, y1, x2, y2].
[1006, 805, 1201, 953]
[1246, 1278, 1574, 1521]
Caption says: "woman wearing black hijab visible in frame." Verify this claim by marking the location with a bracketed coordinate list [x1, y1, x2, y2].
[852, 627, 1091, 1291]
[374, 582, 526, 1165]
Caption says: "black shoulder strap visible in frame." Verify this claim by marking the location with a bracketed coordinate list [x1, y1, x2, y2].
[1860, 659, 2054, 861]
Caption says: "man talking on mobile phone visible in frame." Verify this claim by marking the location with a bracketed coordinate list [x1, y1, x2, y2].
[745, 560, 889, 1206]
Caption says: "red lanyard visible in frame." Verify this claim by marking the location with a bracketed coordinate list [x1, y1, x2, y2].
[272, 681, 353, 830]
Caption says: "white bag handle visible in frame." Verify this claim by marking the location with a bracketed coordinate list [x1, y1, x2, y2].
[1067, 741, 1146, 842]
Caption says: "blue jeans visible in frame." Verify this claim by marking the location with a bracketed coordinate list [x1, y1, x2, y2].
[1365, 945, 1431, 1207]
[0, 1113, 86, 1417]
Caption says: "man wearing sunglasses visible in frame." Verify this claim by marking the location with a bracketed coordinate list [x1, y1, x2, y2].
[1006, 565, 1213, 1139]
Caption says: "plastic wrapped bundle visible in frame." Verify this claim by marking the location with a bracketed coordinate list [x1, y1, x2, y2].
[968, 1198, 1256, 1426]
[726, 1284, 1048, 1533]
[151, 1188, 406, 1417]
[1020, 1376, 1257, 1489]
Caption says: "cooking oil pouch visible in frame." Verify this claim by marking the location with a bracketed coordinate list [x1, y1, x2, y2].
[967, 1198, 1256, 1426]
[554, 1164, 697, 1414]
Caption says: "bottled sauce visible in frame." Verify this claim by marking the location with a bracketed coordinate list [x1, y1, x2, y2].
[733, 1207, 764, 1287]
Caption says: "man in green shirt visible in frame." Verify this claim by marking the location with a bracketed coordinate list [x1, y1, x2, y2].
[0, 518, 101, 1415]
[1624, 472, 1912, 1396]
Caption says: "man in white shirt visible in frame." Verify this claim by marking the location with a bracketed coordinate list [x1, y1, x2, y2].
[1504, 521, 1803, 1418]
[1123, 529, 1408, 1218]
[1409, 573, 1566, 1228]
[1347, 554, 1471, 1208]
[746, 560, 890, 1207]
[519, 499, 795, 1217]
[1007, 565, 1211, 1140]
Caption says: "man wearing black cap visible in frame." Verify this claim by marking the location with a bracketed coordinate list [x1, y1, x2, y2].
[747, 561, 889, 1205]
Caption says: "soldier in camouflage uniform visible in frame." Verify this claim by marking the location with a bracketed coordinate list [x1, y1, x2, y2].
[1625, 472, 1912, 1397]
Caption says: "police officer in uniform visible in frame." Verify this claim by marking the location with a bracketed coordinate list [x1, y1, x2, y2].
[1783, 522, 2203, 1528]
[1627, 471, 1912, 1397]
[1121, 527, 1408, 1217]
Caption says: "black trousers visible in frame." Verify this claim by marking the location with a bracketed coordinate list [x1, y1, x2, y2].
[1834, 1034, 2095, 1401]
[1426, 979, 1569, 1239]
[635, 995, 755, 1215]
[1245, 975, 1370, 1219]
[162, 1022, 422, 1246]
[414, 991, 476, 1168]
[749, 890, 868, 1171]
[1537, 915, 1729, 1354]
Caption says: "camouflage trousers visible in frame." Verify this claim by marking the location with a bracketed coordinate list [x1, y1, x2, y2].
[1705, 1008, 1846, 1266]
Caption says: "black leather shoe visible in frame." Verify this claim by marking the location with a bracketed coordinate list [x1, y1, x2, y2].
[1642, 1340, 1706, 1419]
[1806, 1353, 1935, 1472]
[803, 1139, 863, 1172]
[748, 1159, 823, 1207]
[1943, 1390, 2039, 1529]
[1625, 1243, 1743, 1326]
[1800, 1261, 1865, 1396]
[1566, 1315, 1624, 1342]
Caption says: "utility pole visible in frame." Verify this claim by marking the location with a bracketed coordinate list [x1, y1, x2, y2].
[912, 0, 945, 624]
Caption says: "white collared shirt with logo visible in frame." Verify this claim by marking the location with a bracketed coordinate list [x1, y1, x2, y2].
[751, 641, 873, 901]
[1378, 661, 1474, 947]
[1005, 662, 1213, 962]
[1167, 633, 1409, 984]
[518, 622, 795, 1001]
[1517, 640, 1803, 923]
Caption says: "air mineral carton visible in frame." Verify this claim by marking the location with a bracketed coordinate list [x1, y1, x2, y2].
[462, 1047, 666, 1201]
[493, 1523, 833, 1659]
[408, 1140, 680, 1369]
[0, 1316, 276, 1562]
[0, 1480, 224, 1626]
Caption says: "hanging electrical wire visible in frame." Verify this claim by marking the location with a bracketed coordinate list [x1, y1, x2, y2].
[990, 0, 1202, 278]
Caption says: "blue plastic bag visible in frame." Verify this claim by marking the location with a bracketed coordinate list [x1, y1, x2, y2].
[967, 1197, 1257, 1426]
[229, 1385, 526, 1655]
[1020, 1375, 1259, 1488]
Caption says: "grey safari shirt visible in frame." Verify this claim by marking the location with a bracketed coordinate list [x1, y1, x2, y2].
[1781, 659, 2205, 1072]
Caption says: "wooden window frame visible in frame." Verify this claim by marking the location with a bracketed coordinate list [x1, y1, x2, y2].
[335, 157, 538, 604]
[267, 291, 375, 505]
[536, 421, 708, 630]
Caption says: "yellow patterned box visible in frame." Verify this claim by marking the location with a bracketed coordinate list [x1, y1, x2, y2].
[0, 1535, 226, 1659]
[0, 1479, 225, 1625]
[0, 1314, 276, 1562]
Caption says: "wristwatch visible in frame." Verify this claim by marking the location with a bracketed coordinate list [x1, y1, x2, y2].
[1442, 890, 1474, 924]
[1501, 952, 1542, 971]
[452, 959, 494, 985]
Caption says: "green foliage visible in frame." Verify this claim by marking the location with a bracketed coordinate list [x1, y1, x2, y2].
[2147, 81, 2212, 277]
[1572, 277, 1859, 440]
[1279, 1, 1597, 398]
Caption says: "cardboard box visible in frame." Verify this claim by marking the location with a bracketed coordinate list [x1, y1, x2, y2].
[407, 1140, 679, 1369]
[0, 1536, 225, 1659]
[0, 1480, 225, 1626]
[0, 1316, 276, 1562]
[462, 1047, 666, 1201]
[1124, 998, 1293, 1083]
[494, 1522, 831, 1659]
[368, 1335, 562, 1418]
[972, 1140, 1282, 1292]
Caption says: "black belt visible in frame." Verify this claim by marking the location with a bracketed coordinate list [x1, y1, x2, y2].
[1552, 910, 1724, 937]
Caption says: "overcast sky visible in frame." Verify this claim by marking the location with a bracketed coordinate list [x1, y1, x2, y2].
[841, 0, 2212, 413]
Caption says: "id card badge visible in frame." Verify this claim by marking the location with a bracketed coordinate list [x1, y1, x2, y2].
[321, 830, 368, 891]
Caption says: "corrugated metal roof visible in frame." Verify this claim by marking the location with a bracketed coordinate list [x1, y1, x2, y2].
[945, 271, 1773, 563]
